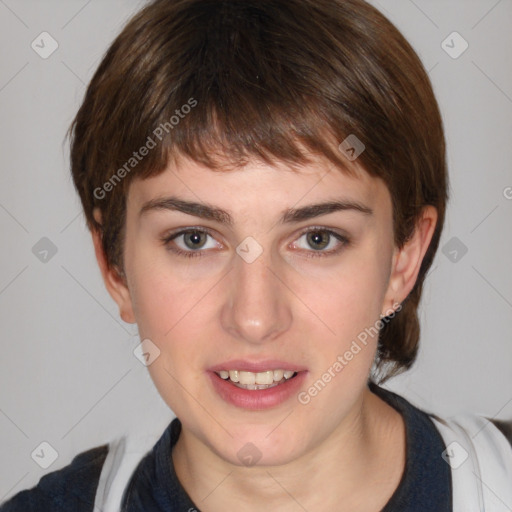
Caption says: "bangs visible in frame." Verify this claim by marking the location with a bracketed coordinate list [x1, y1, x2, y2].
[152, 97, 360, 177]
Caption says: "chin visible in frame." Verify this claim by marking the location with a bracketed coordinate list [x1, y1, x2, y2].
[213, 428, 305, 468]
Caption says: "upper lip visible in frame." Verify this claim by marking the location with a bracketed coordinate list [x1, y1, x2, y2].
[208, 359, 308, 373]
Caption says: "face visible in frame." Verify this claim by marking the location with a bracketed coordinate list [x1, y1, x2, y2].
[105, 154, 414, 467]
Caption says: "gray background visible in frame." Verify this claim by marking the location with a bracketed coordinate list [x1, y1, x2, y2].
[0, 0, 511, 501]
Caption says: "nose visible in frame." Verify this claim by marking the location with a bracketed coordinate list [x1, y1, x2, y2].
[220, 249, 292, 345]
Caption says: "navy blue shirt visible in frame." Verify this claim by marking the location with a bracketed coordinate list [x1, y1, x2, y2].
[0, 383, 452, 511]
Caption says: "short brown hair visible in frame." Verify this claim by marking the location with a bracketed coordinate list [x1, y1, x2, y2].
[68, 0, 448, 382]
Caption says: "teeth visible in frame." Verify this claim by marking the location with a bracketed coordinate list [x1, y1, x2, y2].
[256, 371, 274, 385]
[273, 369, 284, 381]
[238, 371, 256, 385]
[217, 369, 297, 385]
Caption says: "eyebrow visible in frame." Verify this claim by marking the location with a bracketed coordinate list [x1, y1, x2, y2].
[139, 196, 373, 225]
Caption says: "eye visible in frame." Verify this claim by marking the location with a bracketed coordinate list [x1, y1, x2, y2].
[291, 228, 350, 258]
[161, 226, 350, 260]
[161, 228, 221, 258]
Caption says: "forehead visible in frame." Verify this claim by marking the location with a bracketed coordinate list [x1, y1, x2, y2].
[127, 155, 391, 219]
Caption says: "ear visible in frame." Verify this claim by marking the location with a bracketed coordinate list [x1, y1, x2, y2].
[91, 208, 136, 324]
[382, 206, 438, 316]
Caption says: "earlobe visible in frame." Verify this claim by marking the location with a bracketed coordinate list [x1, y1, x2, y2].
[382, 206, 438, 315]
[91, 209, 136, 324]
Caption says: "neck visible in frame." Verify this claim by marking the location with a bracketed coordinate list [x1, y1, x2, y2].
[172, 386, 406, 512]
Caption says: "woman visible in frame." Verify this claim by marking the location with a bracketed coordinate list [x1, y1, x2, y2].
[2, 0, 511, 510]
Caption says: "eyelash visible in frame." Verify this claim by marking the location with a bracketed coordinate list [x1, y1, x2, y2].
[160, 227, 350, 259]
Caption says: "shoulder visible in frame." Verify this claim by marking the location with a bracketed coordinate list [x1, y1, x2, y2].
[0, 443, 109, 512]
[430, 412, 512, 453]
[429, 412, 512, 509]
[370, 383, 512, 507]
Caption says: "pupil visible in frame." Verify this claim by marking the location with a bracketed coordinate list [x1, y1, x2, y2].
[308, 231, 328, 250]
[185, 231, 205, 249]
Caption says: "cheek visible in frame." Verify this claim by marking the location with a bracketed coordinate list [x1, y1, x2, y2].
[130, 268, 206, 341]
[291, 258, 387, 415]
[126, 251, 223, 386]
[129, 266, 211, 408]
[296, 252, 387, 338]
[126, 240, 210, 333]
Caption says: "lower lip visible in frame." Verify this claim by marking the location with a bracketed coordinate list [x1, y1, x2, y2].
[207, 371, 308, 410]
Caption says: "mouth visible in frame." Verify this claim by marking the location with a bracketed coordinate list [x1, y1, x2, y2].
[207, 362, 308, 410]
[214, 369, 299, 390]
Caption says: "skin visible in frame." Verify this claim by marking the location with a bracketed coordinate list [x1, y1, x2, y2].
[92, 154, 437, 511]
